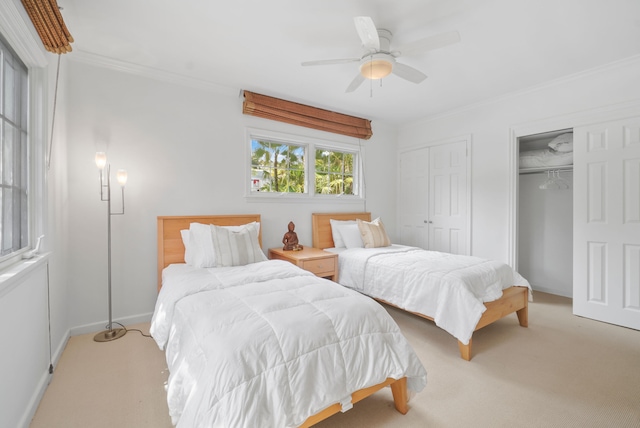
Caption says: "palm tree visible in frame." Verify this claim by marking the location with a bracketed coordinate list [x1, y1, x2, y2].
[252, 140, 305, 192]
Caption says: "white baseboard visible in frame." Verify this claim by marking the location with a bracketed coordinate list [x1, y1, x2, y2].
[531, 284, 573, 299]
[69, 312, 154, 336]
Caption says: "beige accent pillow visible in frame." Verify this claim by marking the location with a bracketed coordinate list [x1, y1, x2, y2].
[357, 218, 391, 248]
[210, 222, 267, 267]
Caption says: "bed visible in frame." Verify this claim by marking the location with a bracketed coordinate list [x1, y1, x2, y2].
[151, 214, 427, 427]
[311, 212, 531, 361]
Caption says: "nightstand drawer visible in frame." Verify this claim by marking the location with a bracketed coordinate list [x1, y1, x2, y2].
[301, 257, 336, 276]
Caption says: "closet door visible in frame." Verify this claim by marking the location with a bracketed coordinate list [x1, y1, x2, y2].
[398, 148, 429, 248]
[573, 117, 640, 330]
[398, 139, 469, 254]
[429, 141, 468, 254]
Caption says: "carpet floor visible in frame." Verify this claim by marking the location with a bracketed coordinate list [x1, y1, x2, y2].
[30, 292, 640, 427]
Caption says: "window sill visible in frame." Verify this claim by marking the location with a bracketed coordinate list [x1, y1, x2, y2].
[245, 193, 364, 204]
[0, 252, 51, 298]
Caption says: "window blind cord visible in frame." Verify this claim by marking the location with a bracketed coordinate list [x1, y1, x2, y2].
[46, 54, 61, 171]
[46, 262, 53, 374]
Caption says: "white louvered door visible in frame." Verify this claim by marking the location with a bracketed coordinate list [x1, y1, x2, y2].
[573, 117, 640, 330]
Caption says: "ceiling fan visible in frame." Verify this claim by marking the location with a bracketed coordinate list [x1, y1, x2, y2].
[302, 16, 461, 92]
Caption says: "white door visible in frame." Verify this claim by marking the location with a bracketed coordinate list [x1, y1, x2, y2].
[573, 117, 640, 330]
[398, 147, 429, 248]
[398, 140, 469, 254]
[429, 141, 468, 254]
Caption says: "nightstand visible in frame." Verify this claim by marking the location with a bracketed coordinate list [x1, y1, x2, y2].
[268, 247, 338, 281]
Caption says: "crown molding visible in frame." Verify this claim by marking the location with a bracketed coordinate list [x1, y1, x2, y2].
[69, 49, 238, 97]
[0, 0, 47, 67]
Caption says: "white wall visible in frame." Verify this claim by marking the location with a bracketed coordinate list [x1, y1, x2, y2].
[397, 56, 640, 268]
[63, 60, 398, 331]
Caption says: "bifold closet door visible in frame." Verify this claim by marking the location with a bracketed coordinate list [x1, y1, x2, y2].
[398, 147, 430, 249]
[573, 117, 640, 330]
[428, 141, 468, 254]
[398, 140, 469, 254]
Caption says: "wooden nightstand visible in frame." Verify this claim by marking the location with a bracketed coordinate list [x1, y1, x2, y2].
[268, 247, 338, 281]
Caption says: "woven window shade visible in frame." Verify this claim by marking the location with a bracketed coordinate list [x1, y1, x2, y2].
[242, 91, 372, 140]
[21, 0, 73, 54]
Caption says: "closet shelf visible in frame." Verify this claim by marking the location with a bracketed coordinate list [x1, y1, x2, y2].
[519, 165, 573, 175]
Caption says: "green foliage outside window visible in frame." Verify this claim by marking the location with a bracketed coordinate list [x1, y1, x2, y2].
[251, 140, 305, 193]
[315, 149, 354, 195]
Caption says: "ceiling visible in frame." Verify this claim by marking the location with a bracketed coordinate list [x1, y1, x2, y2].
[57, 0, 640, 125]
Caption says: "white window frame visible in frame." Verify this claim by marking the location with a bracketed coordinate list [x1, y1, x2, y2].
[246, 127, 364, 202]
[0, 3, 48, 271]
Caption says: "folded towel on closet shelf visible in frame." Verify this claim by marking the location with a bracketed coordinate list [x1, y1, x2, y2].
[547, 133, 573, 152]
[519, 149, 573, 169]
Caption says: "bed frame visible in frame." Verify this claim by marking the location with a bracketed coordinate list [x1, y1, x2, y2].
[311, 212, 529, 361]
[156, 215, 410, 426]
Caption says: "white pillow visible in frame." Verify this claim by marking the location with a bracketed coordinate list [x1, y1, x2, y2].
[329, 219, 357, 248]
[189, 223, 217, 268]
[188, 221, 261, 268]
[180, 229, 194, 265]
[548, 133, 573, 152]
[357, 217, 391, 248]
[340, 223, 364, 249]
[210, 222, 267, 267]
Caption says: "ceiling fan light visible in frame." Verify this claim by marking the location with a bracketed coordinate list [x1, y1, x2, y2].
[360, 59, 393, 80]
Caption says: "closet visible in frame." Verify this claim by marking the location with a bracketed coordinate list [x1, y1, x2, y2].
[517, 129, 573, 297]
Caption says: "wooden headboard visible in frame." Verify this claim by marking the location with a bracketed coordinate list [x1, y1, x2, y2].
[311, 212, 371, 249]
[156, 214, 262, 291]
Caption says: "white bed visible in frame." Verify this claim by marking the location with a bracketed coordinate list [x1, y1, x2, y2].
[152, 215, 427, 428]
[312, 212, 531, 361]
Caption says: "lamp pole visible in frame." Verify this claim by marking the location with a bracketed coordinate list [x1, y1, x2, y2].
[94, 152, 127, 342]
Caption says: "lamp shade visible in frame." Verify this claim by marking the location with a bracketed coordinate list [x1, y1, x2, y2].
[95, 152, 107, 170]
[360, 54, 394, 80]
[116, 169, 128, 186]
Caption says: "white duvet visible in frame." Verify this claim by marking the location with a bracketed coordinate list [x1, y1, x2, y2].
[150, 259, 427, 428]
[335, 245, 531, 346]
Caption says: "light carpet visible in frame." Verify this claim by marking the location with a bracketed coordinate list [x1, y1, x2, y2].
[30, 292, 640, 428]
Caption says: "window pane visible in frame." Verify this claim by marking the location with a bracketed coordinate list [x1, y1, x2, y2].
[0, 33, 29, 258]
[3, 123, 14, 184]
[314, 148, 356, 195]
[251, 139, 305, 193]
[3, 59, 15, 122]
[2, 187, 12, 255]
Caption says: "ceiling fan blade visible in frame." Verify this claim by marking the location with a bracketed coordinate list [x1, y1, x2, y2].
[345, 74, 365, 93]
[301, 58, 360, 66]
[392, 62, 427, 83]
[394, 30, 461, 57]
[354, 16, 379, 52]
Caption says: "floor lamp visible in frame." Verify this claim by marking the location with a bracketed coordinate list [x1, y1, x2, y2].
[94, 151, 128, 342]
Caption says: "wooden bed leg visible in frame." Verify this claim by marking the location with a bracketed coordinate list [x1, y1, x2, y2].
[389, 377, 409, 414]
[517, 305, 528, 327]
[458, 338, 472, 361]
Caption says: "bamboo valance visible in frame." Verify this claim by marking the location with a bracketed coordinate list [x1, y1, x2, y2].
[242, 91, 372, 140]
[21, 0, 73, 54]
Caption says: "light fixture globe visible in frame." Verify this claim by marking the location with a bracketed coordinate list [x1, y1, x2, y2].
[359, 53, 395, 80]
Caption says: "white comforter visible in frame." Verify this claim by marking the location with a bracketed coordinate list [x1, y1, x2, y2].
[150, 260, 427, 428]
[336, 245, 531, 346]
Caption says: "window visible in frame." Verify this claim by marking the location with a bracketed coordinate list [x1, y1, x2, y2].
[251, 139, 306, 193]
[249, 130, 362, 199]
[0, 34, 29, 258]
[315, 149, 354, 195]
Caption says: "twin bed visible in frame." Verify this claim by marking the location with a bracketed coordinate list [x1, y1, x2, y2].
[152, 215, 427, 428]
[151, 212, 530, 426]
[311, 212, 531, 361]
